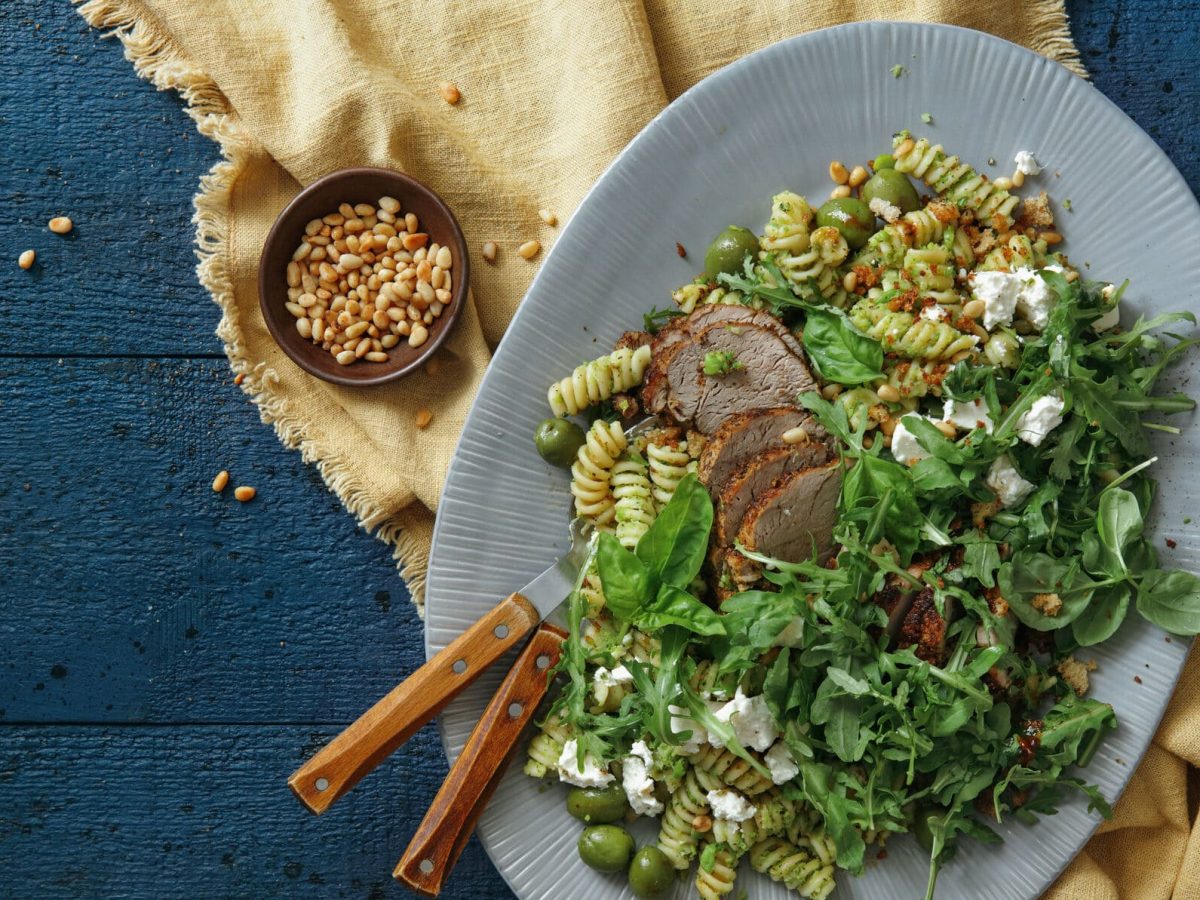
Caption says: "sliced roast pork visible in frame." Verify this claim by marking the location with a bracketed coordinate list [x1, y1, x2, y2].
[697, 407, 832, 490]
[736, 461, 842, 565]
[642, 306, 815, 432]
[713, 444, 835, 546]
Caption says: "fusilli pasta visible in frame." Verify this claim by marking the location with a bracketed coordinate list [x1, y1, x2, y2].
[771, 225, 848, 298]
[647, 435, 695, 506]
[761, 191, 813, 255]
[523, 716, 573, 779]
[695, 844, 739, 900]
[892, 134, 1021, 228]
[849, 298, 978, 361]
[612, 453, 656, 549]
[658, 765, 721, 869]
[547, 345, 652, 417]
[749, 836, 837, 900]
[689, 745, 775, 796]
[569, 420, 628, 526]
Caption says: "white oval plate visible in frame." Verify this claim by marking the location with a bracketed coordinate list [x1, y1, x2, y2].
[427, 22, 1200, 900]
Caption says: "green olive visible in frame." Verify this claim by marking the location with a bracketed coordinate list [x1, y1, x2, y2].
[861, 168, 921, 215]
[566, 785, 629, 824]
[704, 225, 759, 279]
[578, 824, 635, 873]
[912, 806, 943, 853]
[628, 846, 675, 897]
[815, 197, 875, 250]
[872, 153, 896, 171]
[534, 418, 586, 468]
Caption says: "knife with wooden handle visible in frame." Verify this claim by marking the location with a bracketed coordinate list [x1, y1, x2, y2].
[288, 519, 589, 815]
[394, 622, 568, 896]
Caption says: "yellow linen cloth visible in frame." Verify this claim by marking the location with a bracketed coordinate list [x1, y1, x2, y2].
[75, 0, 1196, 896]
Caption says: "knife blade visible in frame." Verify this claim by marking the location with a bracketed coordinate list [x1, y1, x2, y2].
[287, 518, 593, 815]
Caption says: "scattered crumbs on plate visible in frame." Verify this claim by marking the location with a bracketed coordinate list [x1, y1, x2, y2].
[920, 112, 933, 124]
[890, 64, 906, 78]
[676, 242, 687, 258]
[1062, 198, 1073, 211]
[988, 157, 997, 166]
[1134, 675, 1143, 684]
[1115, 757, 1126, 766]
[1184, 516, 1192, 524]
[1167, 538, 1178, 549]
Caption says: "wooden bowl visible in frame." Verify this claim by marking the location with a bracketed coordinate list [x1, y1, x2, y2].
[258, 167, 468, 386]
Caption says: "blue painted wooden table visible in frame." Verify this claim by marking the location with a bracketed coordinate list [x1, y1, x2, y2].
[1, 1, 1196, 897]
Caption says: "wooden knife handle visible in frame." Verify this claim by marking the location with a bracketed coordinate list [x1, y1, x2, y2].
[288, 593, 541, 815]
[394, 623, 567, 897]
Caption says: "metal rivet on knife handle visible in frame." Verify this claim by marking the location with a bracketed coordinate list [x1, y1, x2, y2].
[286, 593, 541, 815]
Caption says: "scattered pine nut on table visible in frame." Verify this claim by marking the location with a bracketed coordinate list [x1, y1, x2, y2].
[48, 216, 73, 234]
[212, 470, 230, 493]
[517, 240, 541, 259]
[285, 198, 454, 366]
[18, 249, 35, 269]
[439, 82, 460, 105]
[415, 408, 433, 429]
[233, 485, 256, 502]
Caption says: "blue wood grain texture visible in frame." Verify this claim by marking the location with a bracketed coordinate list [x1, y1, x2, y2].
[0, 0, 1196, 897]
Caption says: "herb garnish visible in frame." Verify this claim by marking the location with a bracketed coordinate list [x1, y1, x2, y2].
[703, 350, 743, 376]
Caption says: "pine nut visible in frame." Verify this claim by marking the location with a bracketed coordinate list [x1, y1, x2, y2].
[405, 213, 419, 233]
[416, 280, 436, 305]
[416, 260, 433, 282]
[394, 320, 412, 336]
[298, 293, 317, 308]
[434, 288, 451, 303]
[829, 161, 849, 184]
[415, 407, 433, 428]
[692, 815, 713, 833]
[843, 271, 858, 292]
[1040, 232, 1063, 245]
[335, 350, 356, 365]
[374, 223, 397, 238]
[994, 176, 1013, 191]
[538, 208, 558, 226]
[373, 310, 390, 329]
[344, 218, 365, 234]
[387, 306, 406, 322]
[48, 216, 73, 234]
[830, 185, 851, 199]
[935, 421, 958, 439]
[292, 242, 312, 261]
[212, 470, 230, 493]
[518, 240, 541, 259]
[304, 218, 323, 236]
[381, 334, 400, 348]
[435, 246, 453, 269]
[343, 337, 360, 351]
[430, 301, 444, 316]
[877, 383, 901, 403]
[482, 241, 497, 263]
[781, 426, 809, 444]
[353, 203, 375, 218]
[820, 383, 843, 400]
[355, 338, 370, 358]
[338, 253, 364, 270]
[403, 232, 429, 251]
[896, 138, 915, 158]
[345, 320, 369, 339]
[379, 196, 400, 214]
[440, 81, 461, 105]
[422, 311, 433, 325]
[286, 262, 301, 287]
[285, 301, 306, 318]
[1011, 169, 1025, 188]
[847, 165, 868, 188]
[365, 351, 389, 362]
[963, 298, 986, 319]
[323, 213, 345, 226]
[312, 320, 325, 342]
[296, 318, 312, 339]
[234, 486, 256, 502]
[18, 249, 35, 269]
[431, 266, 444, 289]
[409, 324, 429, 348]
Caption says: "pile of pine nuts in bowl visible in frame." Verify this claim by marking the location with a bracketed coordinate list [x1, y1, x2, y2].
[258, 168, 468, 386]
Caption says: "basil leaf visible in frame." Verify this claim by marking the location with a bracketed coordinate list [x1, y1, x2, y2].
[801, 307, 885, 385]
[637, 583, 726, 636]
[635, 473, 712, 588]
[595, 531, 651, 621]
[1096, 487, 1144, 575]
[998, 553, 1097, 630]
[1136, 569, 1200, 634]
[1072, 583, 1131, 646]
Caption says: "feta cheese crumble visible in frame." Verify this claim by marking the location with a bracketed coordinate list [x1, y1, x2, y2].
[668, 704, 706, 754]
[985, 454, 1036, 508]
[707, 789, 757, 822]
[556, 739, 614, 788]
[970, 270, 1022, 330]
[920, 303, 949, 322]
[714, 688, 778, 752]
[764, 742, 799, 785]
[1014, 268, 1056, 330]
[891, 416, 933, 467]
[868, 196, 901, 224]
[1016, 394, 1066, 446]
[622, 740, 663, 817]
[1014, 151, 1042, 176]
[942, 397, 994, 433]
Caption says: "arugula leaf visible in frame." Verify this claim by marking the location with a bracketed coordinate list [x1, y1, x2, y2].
[636, 473, 712, 588]
[801, 307, 885, 385]
[1136, 569, 1200, 634]
[643, 305, 684, 334]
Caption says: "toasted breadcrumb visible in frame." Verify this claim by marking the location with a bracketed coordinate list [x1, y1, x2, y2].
[1058, 655, 1097, 696]
[1031, 592, 1063, 617]
[1018, 190, 1055, 230]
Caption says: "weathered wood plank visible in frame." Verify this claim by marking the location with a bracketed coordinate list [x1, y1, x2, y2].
[0, 357, 420, 724]
[0, 2, 223, 357]
[0, 724, 509, 899]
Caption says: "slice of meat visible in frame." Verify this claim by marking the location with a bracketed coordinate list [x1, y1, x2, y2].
[698, 407, 832, 490]
[658, 323, 817, 434]
[896, 588, 957, 666]
[614, 330, 652, 351]
[642, 306, 809, 423]
[709, 546, 763, 604]
[737, 461, 842, 565]
[713, 444, 835, 546]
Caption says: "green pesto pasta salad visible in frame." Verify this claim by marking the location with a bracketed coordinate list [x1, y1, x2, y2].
[525, 132, 1200, 900]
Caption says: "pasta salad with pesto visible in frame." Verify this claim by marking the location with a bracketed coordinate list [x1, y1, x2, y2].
[524, 132, 1200, 900]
